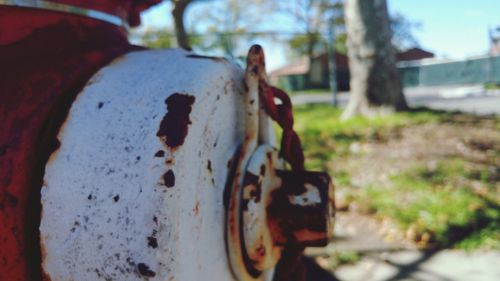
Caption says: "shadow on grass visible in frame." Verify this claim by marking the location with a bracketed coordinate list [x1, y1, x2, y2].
[440, 196, 499, 248]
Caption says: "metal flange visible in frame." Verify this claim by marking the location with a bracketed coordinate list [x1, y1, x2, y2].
[241, 145, 284, 272]
[227, 144, 334, 281]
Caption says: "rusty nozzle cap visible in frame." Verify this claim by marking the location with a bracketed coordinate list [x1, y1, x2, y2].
[267, 171, 334, 248]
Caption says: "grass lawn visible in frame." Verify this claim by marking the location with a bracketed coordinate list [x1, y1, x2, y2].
[292, 104, 500, 250]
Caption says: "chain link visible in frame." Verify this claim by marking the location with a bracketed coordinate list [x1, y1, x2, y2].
[246, 45, 305, 172]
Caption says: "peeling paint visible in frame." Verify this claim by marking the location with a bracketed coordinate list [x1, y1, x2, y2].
[137, 263, 156, 277]
[154, 150, 165, 157]
[207, 160, 212, 173]
[147, 235, 158, 249]
[157, 93, 195, 149]
[163, 170, 175, 188]
[193, 201, 200, 216]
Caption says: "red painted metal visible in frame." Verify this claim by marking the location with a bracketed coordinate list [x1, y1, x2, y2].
[52, 0, 161, 27]
[0, 6, 144, 281]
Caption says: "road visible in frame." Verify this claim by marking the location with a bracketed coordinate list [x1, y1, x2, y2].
[291, 85, 500, 116]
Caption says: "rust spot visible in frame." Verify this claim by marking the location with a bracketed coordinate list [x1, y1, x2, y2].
[242, 172, 262, 210]
[250, 44, 262, 54]
[70, 221, 80, 232]
[41, 245, 50, 281]
[250, 184, 262, 204]
[223, 148, 241, 208]
[256, 244, 266, 257]
[193, 201, 200, 216]
[166, 158, 174, 165]
[207, 160, 212, 173]
[137, 263, 156, 277]
[251, 65, 259, 75]
[243, 80, 249, 92]
[266, 151, 272, 161]
[154, 150, 165, 157]
[157, 93, 195, 149]
[147, 236, 158, 248]
[163, 170, 175, 188]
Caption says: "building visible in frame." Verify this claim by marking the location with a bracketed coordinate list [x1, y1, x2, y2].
[490, 26, 500, 55]
[270, 47, 434, 92]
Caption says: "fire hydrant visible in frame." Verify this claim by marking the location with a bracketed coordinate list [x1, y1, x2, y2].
[0, 2, 333, 281]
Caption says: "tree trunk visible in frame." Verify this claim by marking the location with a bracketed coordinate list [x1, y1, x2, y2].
[342, 0, 408, 119]
[172, 0, 191, 50]
[306, 32, 317, 87]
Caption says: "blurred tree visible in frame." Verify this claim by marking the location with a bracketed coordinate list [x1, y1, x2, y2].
[278, 0, 344, 90]
[390, 12, 421, 51]
[171, 0, 193, 49]
[282, 1, 419, 57]
[342, 0, 408, 119]
[139, 28, 174, 48]
[280, 0, 345, 57]
[189, 0, 272, 57]
[171, 0, 214, 50]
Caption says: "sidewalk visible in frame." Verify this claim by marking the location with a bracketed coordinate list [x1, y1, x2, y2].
[334, 249, 500, 281]
[306, 212, 500, 281]
[291, 86, 500, 116]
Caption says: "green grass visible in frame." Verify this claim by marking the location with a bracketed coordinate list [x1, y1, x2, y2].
[358, 159, 499, 249]
[292, 104, 442, 171]
[289, 89, 332, 95]
[484, 83, 500, 90]
[290, 104, 500, 250]
[329, 250, 361, 269]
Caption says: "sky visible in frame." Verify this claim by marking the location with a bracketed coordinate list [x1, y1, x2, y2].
[387, 0, 500, 58]
[136, 0, 500, 69]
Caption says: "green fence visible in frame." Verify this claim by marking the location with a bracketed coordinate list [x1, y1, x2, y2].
[276, 74, 307, 92]
[277, 55, 500, 91]
[399, 55, 500, 87]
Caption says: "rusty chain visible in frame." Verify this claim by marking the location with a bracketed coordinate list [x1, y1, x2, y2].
[246, 45, 305, 172]
[246, 45, 308, 281]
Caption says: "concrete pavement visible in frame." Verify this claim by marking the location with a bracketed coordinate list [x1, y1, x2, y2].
[291, 85, 500, 115]
[334, 250, 500, 281]
[306, 213, 500, 281]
